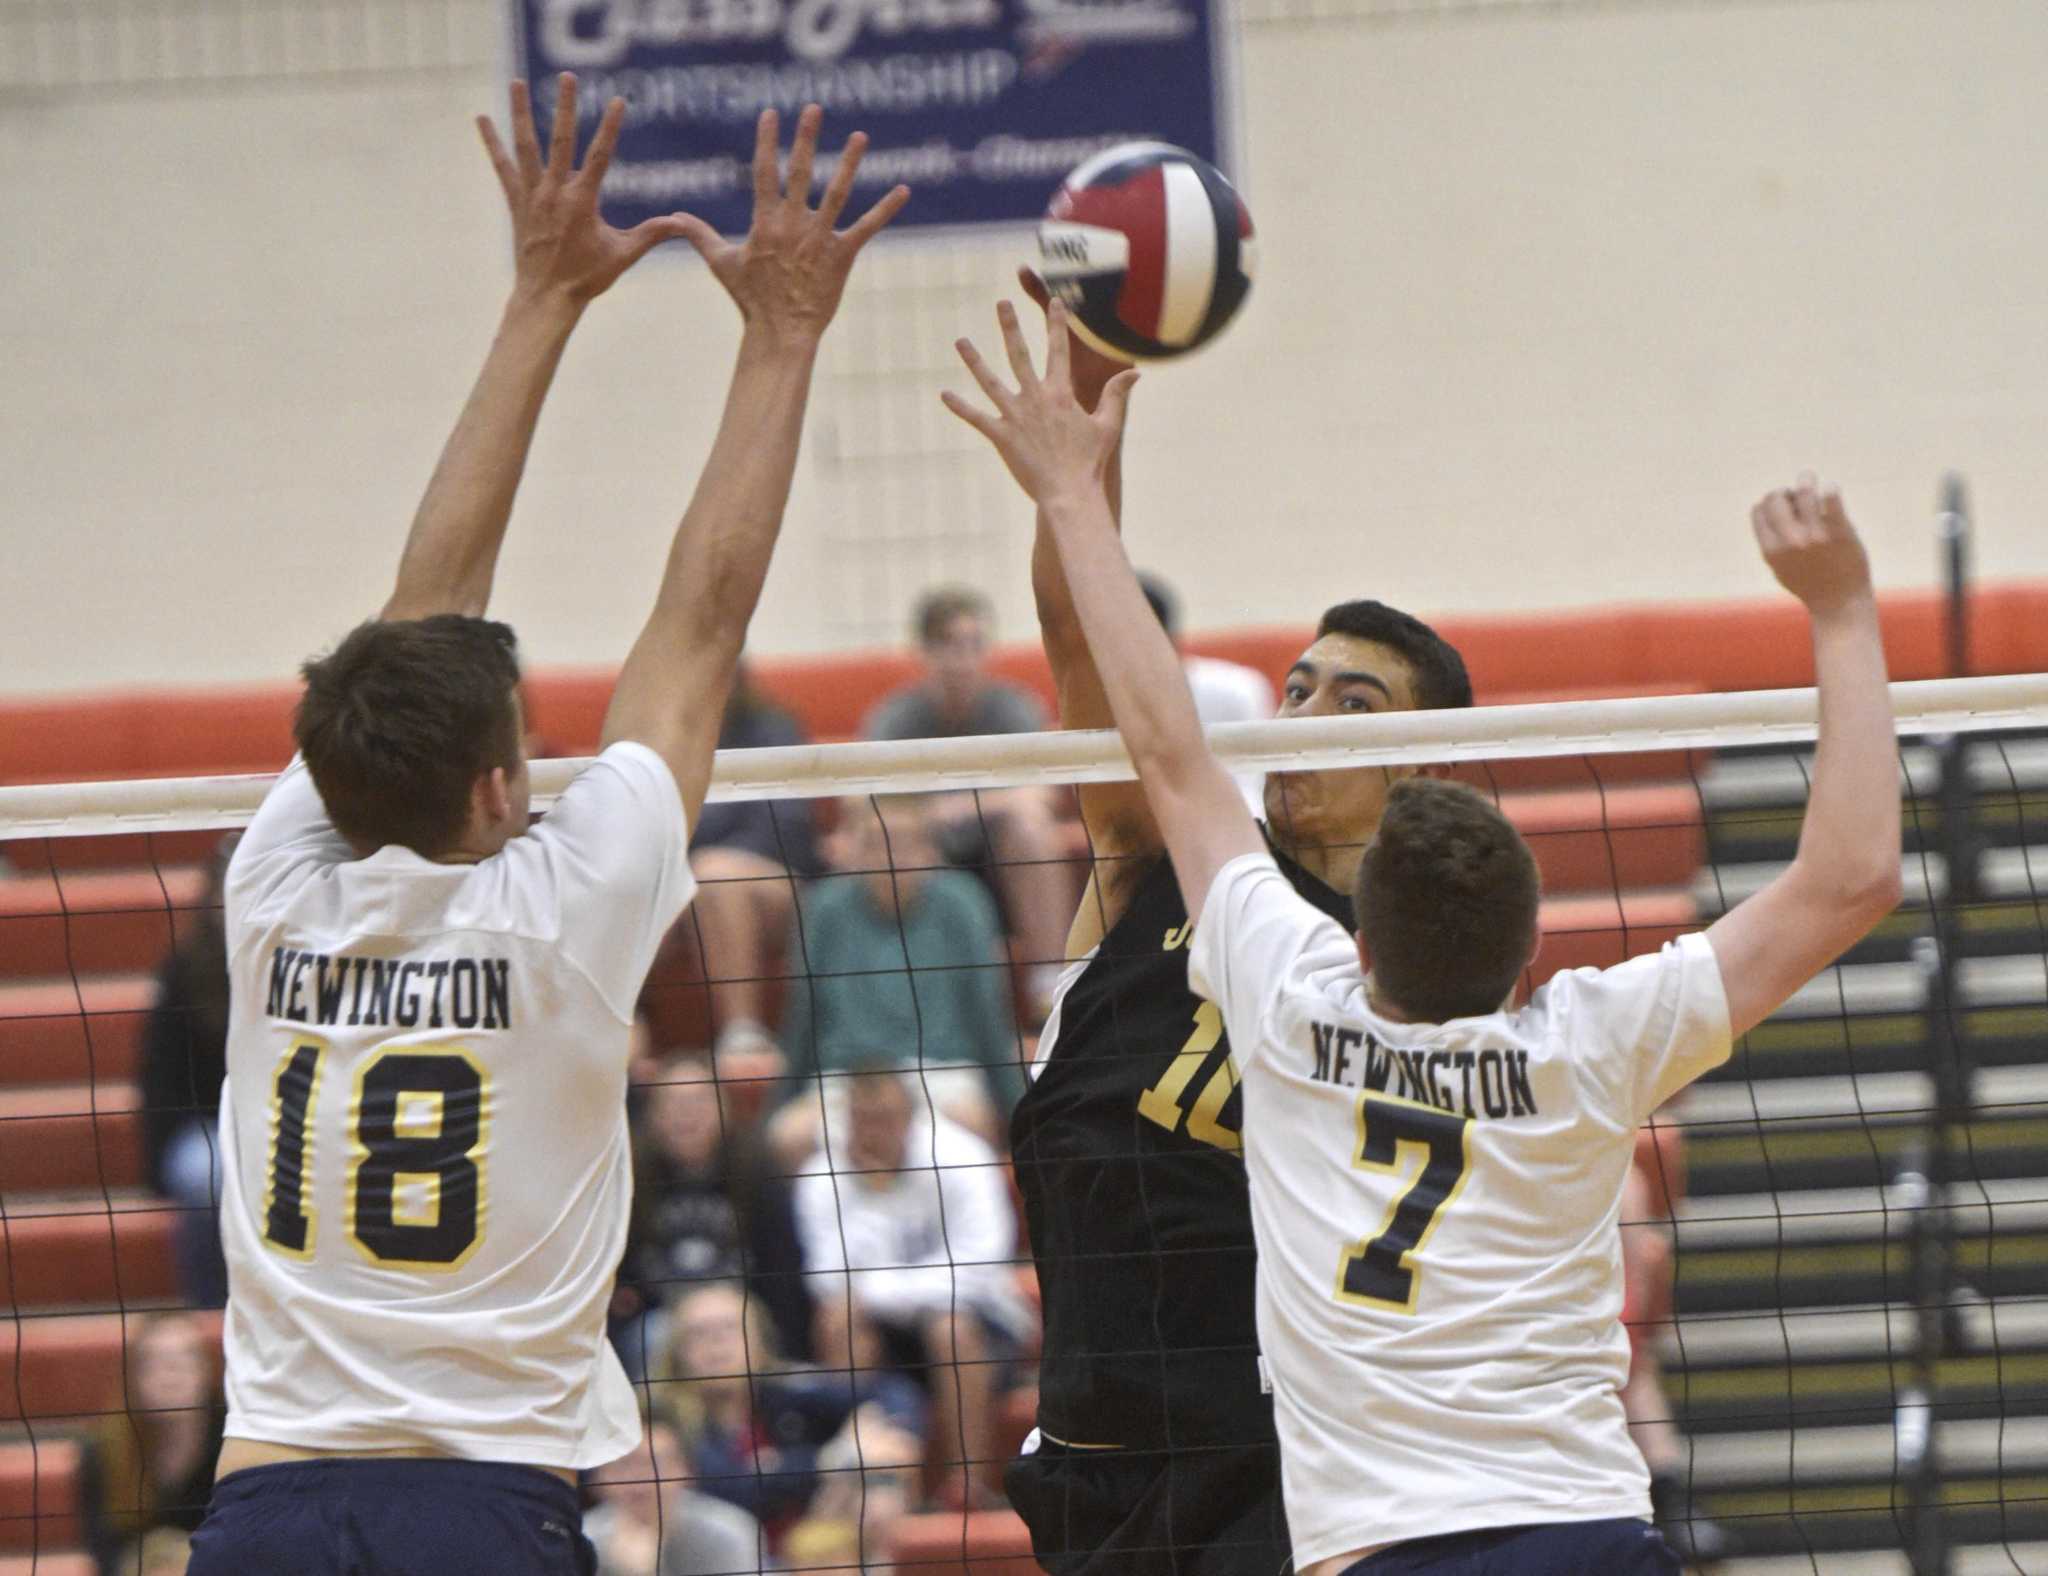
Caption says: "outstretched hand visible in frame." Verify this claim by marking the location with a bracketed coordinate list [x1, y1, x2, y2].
[673, 106, 910, 344]
[478, 74, 693, 304]
[1017, 266, 1133, 410]
[942, 298, 1138, 505]
[1752, 474, 1873, 615]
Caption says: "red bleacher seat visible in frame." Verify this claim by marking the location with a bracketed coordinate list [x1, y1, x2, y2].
[0, 1441, 83, 1554]
[0, 1205, 179, 1311]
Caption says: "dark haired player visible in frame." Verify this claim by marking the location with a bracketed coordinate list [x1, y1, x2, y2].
[188, 81, 906, 1575]
[945, 301, 1902, 1573]
[999, 281, 1471, 1573]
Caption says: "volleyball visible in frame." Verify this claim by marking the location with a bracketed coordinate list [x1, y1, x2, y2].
[1036, 142, 1255, 362]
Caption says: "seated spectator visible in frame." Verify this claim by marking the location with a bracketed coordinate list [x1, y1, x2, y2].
[657, 1280, 925, 1563]
[771, 795, 1022, 1167]
[862, 587, 1074, 1019]
[1139, 571, 1277, 811]
[585, 1411, 766, 1576]
[85, 1311, 225, 1575]
[139, 835, 238, 1308]
[794, 1067, 1030, 1508]
[684, 663, 824, 1080]
[614, 1050, 811, 1376]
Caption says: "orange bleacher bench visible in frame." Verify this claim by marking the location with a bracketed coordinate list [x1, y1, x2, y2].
[4, 585, 2043, 788]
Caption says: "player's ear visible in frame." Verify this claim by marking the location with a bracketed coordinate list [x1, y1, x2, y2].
[1354, 931, 1372, 975]
[478, 766, 513, 827]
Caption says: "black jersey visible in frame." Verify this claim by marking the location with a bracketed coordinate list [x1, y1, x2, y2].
[1011, 842, 1353, 1453]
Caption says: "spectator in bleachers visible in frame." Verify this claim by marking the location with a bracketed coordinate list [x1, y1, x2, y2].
[1140, 571, 1277, 812]
[584, 1411, 766, 1576]
[139, 837, 237, 1309]
[614, 1050, 811, 1376]
[794, 1067, 1029, 1510]
[685, 663, 824, 1080]
[85, 1311, 224, 1576]
[657, 1280, 925, 1564]
[862, 587, 1073, 1020]
[771, 795, 1022, 1166]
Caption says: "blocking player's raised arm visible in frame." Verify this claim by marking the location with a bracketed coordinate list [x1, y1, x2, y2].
[600, 108, 909, 824]
[1015, 274, 1169, 950]
[1703, 479, 1904, 1038]
[944, 300, 1265, 922]
[383, 76, 694, 623]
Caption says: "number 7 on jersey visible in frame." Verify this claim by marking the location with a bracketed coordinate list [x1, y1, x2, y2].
[1334, 1093, 1472, 1314]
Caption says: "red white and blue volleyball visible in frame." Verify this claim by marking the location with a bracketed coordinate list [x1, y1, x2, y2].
[1037, 142, 1256, 362]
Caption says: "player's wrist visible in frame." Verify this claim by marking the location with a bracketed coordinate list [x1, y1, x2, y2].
[737, 316, 828, 362]
[1800, 580, 1878, 624]
[502, 279, 587, 334]
[1039, 481, 1112, 528]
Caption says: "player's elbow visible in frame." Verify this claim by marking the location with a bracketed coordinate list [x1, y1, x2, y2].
[1795, 853, 1901, 938]
[1851, 860, 1904, 924]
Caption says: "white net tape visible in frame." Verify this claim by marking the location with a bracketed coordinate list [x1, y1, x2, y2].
[4, 673, 2047, 840]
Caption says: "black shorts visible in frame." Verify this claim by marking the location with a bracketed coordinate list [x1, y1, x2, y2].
[188, 1458, 595, 1576]
[1004, 1434, 1291, 1576]
[1342, 1518, 1679, 1575]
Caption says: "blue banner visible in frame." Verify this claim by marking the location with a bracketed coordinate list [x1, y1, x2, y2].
[512, 0, 1237, 236]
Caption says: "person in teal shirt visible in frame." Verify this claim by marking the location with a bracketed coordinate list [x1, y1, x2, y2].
[771, 794, 1026, 1164]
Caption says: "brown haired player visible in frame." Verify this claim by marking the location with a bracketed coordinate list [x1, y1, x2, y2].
[945, 299, 1901, 1576]
[188, 82, 906, 1576]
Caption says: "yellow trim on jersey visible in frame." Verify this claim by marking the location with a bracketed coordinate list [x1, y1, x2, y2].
[1038, 1430, 1125, 1451]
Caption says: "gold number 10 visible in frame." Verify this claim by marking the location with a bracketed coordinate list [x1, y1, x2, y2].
[1136, 1002, 1242, 1153]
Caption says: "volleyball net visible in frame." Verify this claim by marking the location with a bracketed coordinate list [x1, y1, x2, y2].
[4, 676, 2047, 1575]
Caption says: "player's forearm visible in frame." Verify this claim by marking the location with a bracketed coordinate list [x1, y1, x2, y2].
[1039, 490, 1209, 786]
[1792, 592, 1902, 918]
[382, 286, 584, 621]
[633, 329, 820, 670]
[1030, 425, 1122, 659]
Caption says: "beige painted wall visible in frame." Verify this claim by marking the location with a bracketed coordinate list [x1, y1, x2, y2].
[4, 0, 2044, 696]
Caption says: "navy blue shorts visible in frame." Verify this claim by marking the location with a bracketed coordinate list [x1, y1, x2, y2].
[1341, 1518, 1679, 1575]
[188, 1459, 596, 1576]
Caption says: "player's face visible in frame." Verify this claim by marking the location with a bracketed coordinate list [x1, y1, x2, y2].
[1263, 635, 1423, 846]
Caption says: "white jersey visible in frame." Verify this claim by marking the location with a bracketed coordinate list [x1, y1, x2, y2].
[1188, 853, 1731, 1566]
[217, 742, 695, 1470]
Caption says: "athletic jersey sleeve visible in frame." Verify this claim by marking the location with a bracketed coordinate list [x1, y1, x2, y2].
[1188, 852, 1351, 1073]
[1557, 930, 1734, 1129]
[225, 755, 354, 924]
[529, 741, 696, 1021]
